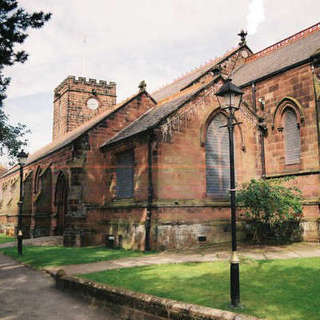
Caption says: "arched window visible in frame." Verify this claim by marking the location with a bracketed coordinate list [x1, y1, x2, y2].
[283, 107, 301, 164]
[205, 113, 230, 198]
[34, 166, 41, 194]
[55, 172, 68, 235]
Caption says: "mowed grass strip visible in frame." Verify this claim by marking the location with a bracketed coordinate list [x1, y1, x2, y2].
[81, 258, 320, 320]
[0, 246, 149, 268]
[0, 234, 15, 244]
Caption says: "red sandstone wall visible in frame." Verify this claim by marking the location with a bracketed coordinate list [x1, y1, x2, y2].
[155, 85, 259, 201]
[85, 207, 147, 250]
[0, 172, 19, 235]
[241, 64, 320, 201]
[254, 64, 318, 176]
[0, 92, 155, 239]
[53, 76, 117, 140]
[239, 63, 320, 238]
[82, 93, 155, 205]
[1, 60, 320, 248]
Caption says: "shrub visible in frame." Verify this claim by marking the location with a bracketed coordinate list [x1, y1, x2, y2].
[237, 178, 303, 244]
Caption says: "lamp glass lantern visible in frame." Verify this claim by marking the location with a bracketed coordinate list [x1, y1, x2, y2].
[216, 78, 243, 110]
[17, 149, 28, 166]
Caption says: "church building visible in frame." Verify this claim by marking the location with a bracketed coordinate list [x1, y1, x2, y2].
[1, 23, 320, 250]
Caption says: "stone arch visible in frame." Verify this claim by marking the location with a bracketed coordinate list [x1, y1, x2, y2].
[34, 166, 41, 194]
[200, 107, 245, 151]
[54, 171, 68, 235]
[22, 171, 33, 237]
[33, 165, 52, 237]
[272, 96, 305, 131]
[282, 106, 301, 164]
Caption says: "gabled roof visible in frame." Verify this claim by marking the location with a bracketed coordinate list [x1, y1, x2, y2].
[26, 93, 145, 164]
[102, 23, 320, 148]
[101, 42, 248, 148]
[101, 76, 221, 148]
[233, 22, 320, 86]
[1, 90, 153, 178]
[152, 46, 246, 102]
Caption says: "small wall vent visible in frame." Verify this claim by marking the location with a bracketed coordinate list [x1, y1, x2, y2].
[198, 236, 207, 242]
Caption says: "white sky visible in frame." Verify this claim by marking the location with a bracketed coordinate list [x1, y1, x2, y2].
[1, 0, 320, 166]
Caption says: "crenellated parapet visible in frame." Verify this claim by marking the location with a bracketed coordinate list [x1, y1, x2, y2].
[52, 75, 117, 141]
[54, 75, 116, 99]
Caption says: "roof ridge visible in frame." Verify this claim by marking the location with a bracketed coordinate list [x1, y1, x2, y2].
[151, 46, 239, 96]
[247, 22, 320, 63]
[102, 77, 220, 148]
[156, 76, 212, 106]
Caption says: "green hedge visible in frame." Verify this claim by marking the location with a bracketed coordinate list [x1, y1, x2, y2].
[237, 178, 303, 244]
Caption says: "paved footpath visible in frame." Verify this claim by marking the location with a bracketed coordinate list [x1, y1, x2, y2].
[1, 239, 320, 319]
[0, 253, 119, 320]
[46, 241, 320, 275]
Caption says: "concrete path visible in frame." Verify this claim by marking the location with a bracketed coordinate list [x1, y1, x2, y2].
[45, 241, 320, 275]
[0, 253, 119, 320]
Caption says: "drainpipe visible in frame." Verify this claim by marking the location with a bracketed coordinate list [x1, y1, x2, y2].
[252, 81, 267, 177]
[145, 130, 153, 251]
[258, 119, 267, 178]
[251, 82, 257, 111]
[311, 63, 320, 167]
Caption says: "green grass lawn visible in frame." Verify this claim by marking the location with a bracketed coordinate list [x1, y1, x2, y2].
[0, 234, 15, 244]
[81, 257, 320, 320]
[0, 246, 149, 268]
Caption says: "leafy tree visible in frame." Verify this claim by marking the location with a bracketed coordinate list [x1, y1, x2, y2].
[0, 0, 51, 159]
[237, 178, 303, 244]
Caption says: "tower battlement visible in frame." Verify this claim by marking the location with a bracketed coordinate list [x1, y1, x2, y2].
[52, 75, 117, 141]
[54, 75, 116, 98]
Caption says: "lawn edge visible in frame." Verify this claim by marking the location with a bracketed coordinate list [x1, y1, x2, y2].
[55, 272, 262, 320]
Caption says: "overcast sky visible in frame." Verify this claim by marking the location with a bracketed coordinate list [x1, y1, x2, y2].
[1, 0, 320, 166]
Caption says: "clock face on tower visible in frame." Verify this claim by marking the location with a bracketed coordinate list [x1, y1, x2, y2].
[87, 98, 99, 110]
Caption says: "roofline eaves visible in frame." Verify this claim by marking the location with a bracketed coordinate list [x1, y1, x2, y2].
[2, 91, 153, 178]
[101, 77, 222, 150]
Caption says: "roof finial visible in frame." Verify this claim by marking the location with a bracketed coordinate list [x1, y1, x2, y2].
[238, 29, 247, 46]
[139, 80, 147, 92]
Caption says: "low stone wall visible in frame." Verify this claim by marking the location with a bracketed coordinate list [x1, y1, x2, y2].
[302, 220, 320, 241]
[56, 273, 261, 320]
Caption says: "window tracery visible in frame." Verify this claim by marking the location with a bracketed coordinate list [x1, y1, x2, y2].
[205, 113, 230, 198]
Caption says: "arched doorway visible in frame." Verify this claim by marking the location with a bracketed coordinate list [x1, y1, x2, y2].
[55, 172, 68, 235]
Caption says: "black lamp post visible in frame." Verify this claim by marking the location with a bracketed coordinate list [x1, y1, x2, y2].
[216, 78, 243, 307]
[17, 149, 28, 255]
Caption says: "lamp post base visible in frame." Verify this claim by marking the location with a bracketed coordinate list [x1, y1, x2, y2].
[17, 230, 23, 256]
[230, 252, 240, 307]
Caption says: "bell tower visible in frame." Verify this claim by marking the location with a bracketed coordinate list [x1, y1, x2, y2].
[52, 76, 117, 141]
